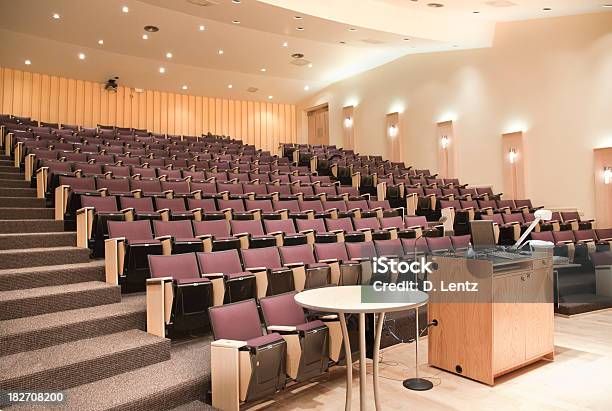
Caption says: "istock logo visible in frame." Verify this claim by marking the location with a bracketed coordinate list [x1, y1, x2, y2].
[372, 256, 434, 275]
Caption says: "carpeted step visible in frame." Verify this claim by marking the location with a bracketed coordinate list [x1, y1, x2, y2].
[0, 165, 20, 173]
[0, 281, 120, 320]
[0, 187, 36, 197]
[0, 178, 30, 188]
[0, 246, 91, 270]
[0, 218, 63, 232]
[0, 172, 24, 180]
[0, 159, 14, 166]
[0, 208, 55, 220]
[0, 330, 171, 392]
[0, 232, 76, 250]
[170, 401, 217, 411]
[0, 294, 146, 356]
[0, 196, 45, 207]
[0, 260, 105, 291]
[11, 337, 212, 411]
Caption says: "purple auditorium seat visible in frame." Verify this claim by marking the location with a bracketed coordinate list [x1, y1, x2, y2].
[243, 183, 270, 199]
[425, 236, 453, 253]
[154, 198, 195, 221]
[380, 216, 417, 239]
[245, 199, 283, 220]
[313, 242, 361, 285]
[450, 235, 472, 250]
[347, 199, 378, 219]
[530, 231, 555, 243]
[553, 231, 576, 244]
[240, 247, 294, 295]
[79, 195, 125, 257]
[324, 217, 366, 242]
[323, 199, 352, 219]
[187, 198, 225, 220]
[96, 178, 131, 196]
[400, 237, 429, 255]
[197, 249, 256, 303]
[273, 199, 312, 219]
[374, 239, 405, 258]
[209, 299, 287, 402]
[496, 200, 515, 214]
[153, 220, 202, 253]
[218, 199, 260, 220]
[104, 165, 131, 178]
[230, 219, 277, 249]
[561, 211, 594, 231]
[131, 179, 164, 197]
[368, 200, 403, 217]
[263, 219, 308, 246]
[596, 229, 612, 242]
[148, 253, 213, 332]
[193, 219, 240, 251]
[278, 244, 330, 290]
[120, 196, 160, 220]
[295, 218, 340, 243]
[514, 199, 543, 214]
[353, 217, 393, 241]
[57, 176, 97, 219]
[132, 167, 157, 180]
[259, 292, 330, 380]
[107, 220, 164, 286]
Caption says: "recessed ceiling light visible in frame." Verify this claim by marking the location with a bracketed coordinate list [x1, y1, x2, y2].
[199, 25, 206, 31]
[144, 25, 159, 32]
[348, 28, 357, 32]
[282, 42, 288, 47]
[308, 63, 313, 68]
[78, 53, 86, 60]
[218, 49, 224, 55]
[122, 6, 129, 13]
[304, 85, 310, 91]
[473, 11, 480, 14]
[427, 2, 444, 7]
[268, 95, 273, 99]
[403, 38, 410, 41]
[24, 59, 31, 65]
[159, 67, 165, 74]
[232, 20, 240, 24]
[227, 84, 233, 89]
[182, 85, 188, 90]
[339, 41, 346, 44]
[142, 34, 149, 40]
[603, 4, 612, 7]
[98, 39, 104, 45]
[165, 52, 173, 59]
[294, 16, 303, 20]
[542, 7, 552, 11]
[296, 27, 304, 31]
[52, 13, 60, 19]
[232, 0, 241, 3]
[260, 68, 266, 72]
[453, 45, 459, 48]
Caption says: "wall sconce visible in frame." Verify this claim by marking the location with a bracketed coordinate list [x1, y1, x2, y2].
[508, 148, 518, 164]
[604, 166, 612, 185]
[388, 124, 398, 138]
[441, 135, 449, 149]
[344, 117, 353, 128]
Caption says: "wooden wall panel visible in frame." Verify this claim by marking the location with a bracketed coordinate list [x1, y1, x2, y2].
[0, 67, 295, 150]
[437, 120, 456, 178]
[501, 131, 525, 200]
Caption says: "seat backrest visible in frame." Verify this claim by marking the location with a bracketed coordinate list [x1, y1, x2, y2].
[295, 218, 326, 232]
[381, 216, 404, 229]
[264, 219, 297, 234]
[274, 199, 300, 213]
[324, 200, 348, 212]
[193, 219, 231, 238]
[325, 217, 354, 232]
[96, 177, 130, 193]
[197, 249, 244, 274]
[482, 213, 504, 225]
[530, 231, 555, 242]
[245, 199, 273, 212]
[344, 241, 377, 259]
[187, 198, 218, 212]
[259, 292, 305, 327]
[596, 228, 612, 240]
[374, 239, 404, 256]
[573, 230, 596, 242]
[155, 198, 187, 212]
[230, 219, 265, 236]
[353, 217, 381, 231]
[81, 195, 118, 212]
[104, 165, 131, 178]
[161, 181, 190, 194]
[497, 200, 515, 209]
[218, 183, 244, 195]
[313, 242, 349, 261]
[131, 179, 162, 194]
[153, 220, 194, 238]
[218, 199, 246, 212]
[450, 235, 471, 250]
[241, 247, 283, 269]
[107, 220, 153, 241]
[191, 182, 218, 194]
[514, 199, 533, 208]
[279, 244, 316, 265]
[368, 200, 390, 210]
[120, 196, 155, 213]
[149, 253, 200, 280]
[553, 231, 576, 243]
[400, 238, 428, 254]
[243, 183, 268, 196]
[478, 200, 497, 209]
[347, 200, 369, 211]
[209, 299, 263, 341]
[425, 236, 453, 252]
[503, 213, 525, 224]
[561, 211, 580, 221]
[299, 200, 324, 212]
[60, 176, 96, 191]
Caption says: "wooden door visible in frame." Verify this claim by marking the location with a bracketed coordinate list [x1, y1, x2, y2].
[524, 268, 554, 360]
[307, 106, 329, 146]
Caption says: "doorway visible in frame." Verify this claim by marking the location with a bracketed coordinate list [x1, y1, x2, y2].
[307, 104, 329, 146]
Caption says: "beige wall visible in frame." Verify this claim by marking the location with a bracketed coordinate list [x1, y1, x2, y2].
[0, 67, 297, 152]
[297, 12, 612, 221]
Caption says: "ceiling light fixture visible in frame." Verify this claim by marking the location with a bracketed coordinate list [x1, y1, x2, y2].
[260, 68, 266, 72]
[473, 11, 480, 14]
[165, 52, 173, 59]
[232, 20, 240, 24]
[339, 41, 346, 44]
[603, 4, 612, 7]
[308, 63, 313, 68]
[304, 85, 310, 91]
[296, 27, 304, 31]
[78, 53, 86, 60]
[98, 39, 104, 45]
[232, 0, 241, 3]
[182, 85, 188, 90]
[199, 25, 206, 31]
[142, 34, 149, 40]
[159, 67, 166, 74]
[144, 25, 159, 32]
[403, 38, 410, 41]
[122, 6, 129, 13]
[542, 7, 552, 11]
[24, 59, 31, 65]
[268, 95, 273, 100]
[282, 42, 288, 47]
[52, 13, 60, 19]
[218, 49, 224, 55]
[348, 28, 357, 32]
[427, 3, 444, 7]
[227, 84, 233, 89]
[294, 16, 303, 20]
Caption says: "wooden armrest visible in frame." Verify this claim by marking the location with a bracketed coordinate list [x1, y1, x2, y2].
[245, 266, 267, 272]
[154, 235, 173, 241]
[267, 325, 298, 332]
[211, 339, 247, 349]
[146, 276, 173, 284]
[202, 272, 225, 278]
[284, 262, 305, 268]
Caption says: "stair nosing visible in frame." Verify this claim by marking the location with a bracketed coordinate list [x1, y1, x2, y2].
[0, 281, 116, 302]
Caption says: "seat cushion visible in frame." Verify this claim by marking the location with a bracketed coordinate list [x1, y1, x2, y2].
[175, 237, 199, 243]
[295, 320, 326, 332]
[226, 271, 255, 279]
[246, 332, 284, 348]
[176, 277, 210, 285]
[127, 239, 161, 245]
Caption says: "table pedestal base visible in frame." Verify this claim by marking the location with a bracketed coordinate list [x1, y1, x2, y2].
[403, 378, 433, 391]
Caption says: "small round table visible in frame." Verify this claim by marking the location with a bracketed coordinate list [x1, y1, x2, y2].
[295, 285, 428, 411]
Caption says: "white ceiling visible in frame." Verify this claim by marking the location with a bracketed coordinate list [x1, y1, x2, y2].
[0, 0, 609, 103]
